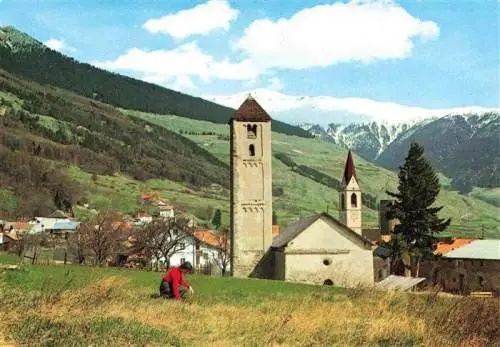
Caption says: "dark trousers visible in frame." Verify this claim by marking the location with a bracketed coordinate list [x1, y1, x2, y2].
[159, 280, 189, 300]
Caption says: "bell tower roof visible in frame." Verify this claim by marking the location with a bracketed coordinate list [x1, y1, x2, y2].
[342, 150, 357, 184]
[232, 94, 272, 122]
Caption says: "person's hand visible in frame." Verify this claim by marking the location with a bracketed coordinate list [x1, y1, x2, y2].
[189, 286, 194, 294]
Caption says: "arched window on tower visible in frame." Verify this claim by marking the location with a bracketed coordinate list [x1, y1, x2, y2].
[249, 144, 255, 157]
[351, 193, 357, 207]
[247, 124, 257, 139]
[340, 193, 345, 210]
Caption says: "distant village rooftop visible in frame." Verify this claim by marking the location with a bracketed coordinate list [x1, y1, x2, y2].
[434, 238, 477, 255]
[443, 240, 500, 260]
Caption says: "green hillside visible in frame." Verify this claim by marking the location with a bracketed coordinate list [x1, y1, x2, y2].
[0, 26, 312, 139]
[0, 68, 230, 217]
[0, 67, 497, 238]
[122, 109, 500, 238]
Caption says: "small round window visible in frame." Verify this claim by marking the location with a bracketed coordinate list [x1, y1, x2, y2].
[323, 258, 332, 266]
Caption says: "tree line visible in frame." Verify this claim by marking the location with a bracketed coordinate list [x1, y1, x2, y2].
[0, 69, 230, 189]
[19, 213, 231, 275]
[0, 27, 313, 139]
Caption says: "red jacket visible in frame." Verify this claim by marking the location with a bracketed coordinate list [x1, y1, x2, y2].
[162, 267, 190, 301]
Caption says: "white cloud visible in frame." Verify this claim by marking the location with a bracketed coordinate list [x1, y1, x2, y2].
[204, 89, 498, 125]
[142, 74, 197, 90]
[92, 42, 260, 87]
[44, 38, 76, 53]
[266, 77, 284, 91]
[95, 1, 439, 90]
[143, 0, 239, 39]
[235, 0, 439, 70]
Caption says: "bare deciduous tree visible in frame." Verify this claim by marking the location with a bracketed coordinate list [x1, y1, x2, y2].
[134, 217, 193, 270]
[212, 227, 230, 276]
[67, 230, 86, 265]
[79, 212, 124, 266]
[22, 232, 51, 264]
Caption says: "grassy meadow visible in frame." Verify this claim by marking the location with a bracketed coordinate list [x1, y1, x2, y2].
[0, 254, 498, 346]
[121, 109, 500, 238]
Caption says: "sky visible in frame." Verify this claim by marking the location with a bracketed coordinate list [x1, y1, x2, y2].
[0, 0, 498, 125]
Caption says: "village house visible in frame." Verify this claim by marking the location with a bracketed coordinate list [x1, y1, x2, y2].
[0, 221, 22, 252]
[159, 205, 175, 219]
[420, 239, 500, 295]
[134, 212, 153, 226]
[29, 216, 79, 235]
[153, 228, 228, 275]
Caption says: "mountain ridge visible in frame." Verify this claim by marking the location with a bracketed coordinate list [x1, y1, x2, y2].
[299, 112, 500, 190]
[0, 26, 312, 139]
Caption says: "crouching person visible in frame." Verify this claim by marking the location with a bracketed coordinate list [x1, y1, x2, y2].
[159, 261, 194, 302]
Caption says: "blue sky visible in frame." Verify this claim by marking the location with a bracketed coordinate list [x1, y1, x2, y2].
[0, 0, 498, 124]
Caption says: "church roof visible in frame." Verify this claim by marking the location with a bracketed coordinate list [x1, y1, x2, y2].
[232, 95, 272, 122]
[342, 150, 357, 184]
[271, 212, 372, 249]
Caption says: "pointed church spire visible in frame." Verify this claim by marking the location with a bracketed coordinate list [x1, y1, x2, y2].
[342, 150, 357, 184]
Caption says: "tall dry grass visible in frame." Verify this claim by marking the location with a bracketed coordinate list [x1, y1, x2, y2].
[1, 274, 499, 346]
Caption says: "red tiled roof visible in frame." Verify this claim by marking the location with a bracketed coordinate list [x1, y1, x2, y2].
[159, 205, 175, 210]
[233, 95, 272, 122]
[193, 229, 224, 248]
[435, 239, 476, 255]
[9, 222, 31, 231]
[342, 150, 357, 184]
[112, 221, 133, 232]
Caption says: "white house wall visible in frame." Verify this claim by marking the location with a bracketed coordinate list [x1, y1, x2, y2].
[168, 238, 196, 267]
[154, 236, 222, 270]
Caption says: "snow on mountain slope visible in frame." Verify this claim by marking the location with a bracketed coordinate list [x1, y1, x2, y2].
[205, 88, 498, 127]
[299, 119, 434, 160]
[205, 88, 499, 165]
[376, 112, 500, 190]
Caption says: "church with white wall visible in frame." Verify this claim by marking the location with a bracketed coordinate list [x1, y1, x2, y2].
[229, 95, 377, 287]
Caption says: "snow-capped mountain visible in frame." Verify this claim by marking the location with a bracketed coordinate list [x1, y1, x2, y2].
[205, 88, 498, 127]
[302, 112, 500, 191]
[376, 112, 500, 191]
[207, 88, 499, 190]
[299, 121, 424, 160]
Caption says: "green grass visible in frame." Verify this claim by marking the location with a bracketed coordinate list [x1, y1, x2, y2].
[1, 264, 498, 346]
[1, 264, 342, 305]
[470, 187, 500, 207]
[0, 253, 19, 265]
[69, 166, 230, 226]
[0, 90, 24, 109]
[120, 109, 500, 238]
[9, 315, 180, 347]
[0, 188, 17, 212]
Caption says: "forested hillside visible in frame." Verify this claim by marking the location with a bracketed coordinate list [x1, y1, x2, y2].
[376, 113, 500, 192]
[0, 69, 229, 217]
[0, 26, 312, 139]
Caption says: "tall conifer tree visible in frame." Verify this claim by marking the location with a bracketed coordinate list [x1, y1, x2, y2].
[386, 142, 451, 276]
[211, 209, 222, 230]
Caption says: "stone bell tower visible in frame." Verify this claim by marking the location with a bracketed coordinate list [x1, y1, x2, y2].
[230, 95, 273, 277]
[339, 150, 362, 234]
